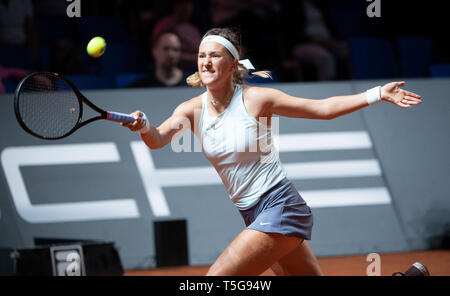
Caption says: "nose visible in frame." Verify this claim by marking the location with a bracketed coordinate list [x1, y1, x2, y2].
[203, 56, 212, 67]
[168, 48, 179, 58]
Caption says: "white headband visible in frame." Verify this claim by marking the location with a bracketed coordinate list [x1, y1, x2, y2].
[200, 35, 255, 70]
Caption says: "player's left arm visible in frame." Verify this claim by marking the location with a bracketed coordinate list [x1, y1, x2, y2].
[323, 81, 422, 119]
[259, 81, 422, 120]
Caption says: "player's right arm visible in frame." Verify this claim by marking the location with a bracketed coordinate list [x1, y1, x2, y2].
[123, 97, 200, 149]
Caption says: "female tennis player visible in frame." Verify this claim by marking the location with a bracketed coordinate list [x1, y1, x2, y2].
[122, 28, 422, 276]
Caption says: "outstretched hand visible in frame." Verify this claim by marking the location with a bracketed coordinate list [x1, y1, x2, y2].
[381, 81, 422, 108]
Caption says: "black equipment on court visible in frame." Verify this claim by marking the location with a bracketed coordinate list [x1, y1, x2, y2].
[154, 219, 189, 267]
[392, 262, 430, 276]
[0, 239, 123, 276]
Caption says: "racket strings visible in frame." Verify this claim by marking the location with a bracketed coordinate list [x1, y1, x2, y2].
[17, 74, 81, 139]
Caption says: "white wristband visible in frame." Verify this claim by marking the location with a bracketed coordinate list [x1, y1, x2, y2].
[366, 86, 382, 105]
[139, 113, 150, 134]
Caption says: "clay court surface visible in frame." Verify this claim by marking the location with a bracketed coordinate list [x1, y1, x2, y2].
[125, 250, 450, 276]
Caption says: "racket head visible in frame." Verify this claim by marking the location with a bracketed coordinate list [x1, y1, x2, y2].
[14, 72, 83, 140]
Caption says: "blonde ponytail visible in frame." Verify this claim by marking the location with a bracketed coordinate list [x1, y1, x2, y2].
[186, 72, 203, 87]
[251, 71, 272, 79]
[235, 62, 272, 85]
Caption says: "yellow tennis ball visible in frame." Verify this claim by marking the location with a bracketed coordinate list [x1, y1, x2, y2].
[87, 36, 106, 58]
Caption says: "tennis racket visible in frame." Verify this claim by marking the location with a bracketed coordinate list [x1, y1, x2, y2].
[14, 72, 143, 140]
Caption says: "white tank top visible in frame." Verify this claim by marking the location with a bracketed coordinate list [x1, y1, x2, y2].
[197, 85, 286, 210]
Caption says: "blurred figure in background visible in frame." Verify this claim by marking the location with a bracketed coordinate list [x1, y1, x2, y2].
[151, 0, 202, 72]
[33, 0, 67, 17]
[0, 65, 29, 94]
[116, 0, 164, 59]
[209, 0, 281, 77]
[0, 0, 39, 68]
[48, 40, 83, 75]
[128, 31, 186, 88]
[279, 0, 351, 81]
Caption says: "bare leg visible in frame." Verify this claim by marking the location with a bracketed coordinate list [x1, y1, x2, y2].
[206, 229, 302, 276]
[271, 240, 323, 276]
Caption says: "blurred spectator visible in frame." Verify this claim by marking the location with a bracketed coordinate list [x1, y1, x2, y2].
[32, 0, 67, 17]
[117, 0, 171, 60]
[49, 39, 82, 74]
[210, 0, 278, 27]
[0, 0, 39, 68]
[0, 65, 29, 94]
[209, 0, 281, 74]
[279, 0, 351, 81]
[151, 0, 202, 73]
[128, 31, 186, 88]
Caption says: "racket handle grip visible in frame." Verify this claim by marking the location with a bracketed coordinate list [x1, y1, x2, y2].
[107, 111, 147, 124]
